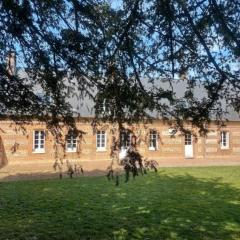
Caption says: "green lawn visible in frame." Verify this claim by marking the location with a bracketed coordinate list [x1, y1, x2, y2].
[1, 167, 240, 240]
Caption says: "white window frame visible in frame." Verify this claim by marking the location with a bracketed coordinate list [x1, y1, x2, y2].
[220, 131, 229, 149]
[96, 130, 107, 151]
[149, 130, 158, 150]
[185, 133, 192, 145]
[66, 131, 77, 152]
[120, 131, 132, 150]
[33, 130, 45, 153]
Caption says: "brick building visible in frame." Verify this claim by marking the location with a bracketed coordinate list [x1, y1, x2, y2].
[1, 55, 240, 179]
[1, 118, 240, 178]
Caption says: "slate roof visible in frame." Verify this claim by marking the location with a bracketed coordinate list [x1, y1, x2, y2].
[16, 69, 240, 121]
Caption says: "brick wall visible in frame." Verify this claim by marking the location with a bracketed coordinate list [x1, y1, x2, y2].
[1, 119, 240, 177]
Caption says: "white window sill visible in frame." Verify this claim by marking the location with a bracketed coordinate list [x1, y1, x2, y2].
[149, 147, 157, 151]
[220, 147, 229, 150]
[66, 149, 77, 153]
[32, 150, 45, 154]
[96, 148, 107, 152]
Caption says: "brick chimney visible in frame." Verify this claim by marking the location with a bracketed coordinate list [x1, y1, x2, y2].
[6, 51, 16, 76]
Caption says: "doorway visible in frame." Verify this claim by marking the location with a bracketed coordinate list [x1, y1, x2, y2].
[185, 133, 193, 158]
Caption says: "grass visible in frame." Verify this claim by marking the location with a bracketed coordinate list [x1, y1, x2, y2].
[0, 166, 240, 240]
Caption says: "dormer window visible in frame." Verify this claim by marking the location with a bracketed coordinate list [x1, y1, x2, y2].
[178, 99, 188, 109]
[96, 99, 111, 116]
[36, 93, 52, 104]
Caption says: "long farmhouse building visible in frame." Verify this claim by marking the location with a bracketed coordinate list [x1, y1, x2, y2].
[1, 54, 240, 179]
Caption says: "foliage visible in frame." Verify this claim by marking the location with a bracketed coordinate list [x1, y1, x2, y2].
[0, 0, 239, 133]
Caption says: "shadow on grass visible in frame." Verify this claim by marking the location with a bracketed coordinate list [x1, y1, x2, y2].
[0, 169, 111, 182]
[110, 173, 240, 240]
[0, 171, 240, 240]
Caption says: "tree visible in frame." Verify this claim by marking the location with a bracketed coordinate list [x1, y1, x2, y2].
[0, 0, 239, 131]
[0, 0, 239, 179]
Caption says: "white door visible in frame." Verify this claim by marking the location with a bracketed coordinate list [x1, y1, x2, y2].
[185, 133, 193, 158]
[119, 131, 131, 160]
[119, 148, 128, 160]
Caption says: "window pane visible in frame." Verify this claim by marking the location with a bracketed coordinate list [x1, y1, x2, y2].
[66, 131, 77, 151]
[185, 134, 191, 145]
[221, 131, 229, 148]
[33, 130, 45, 151]
[97, 131, 106, 149]
[149, 130, 157, 149]
[40, 131, 44, 138]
